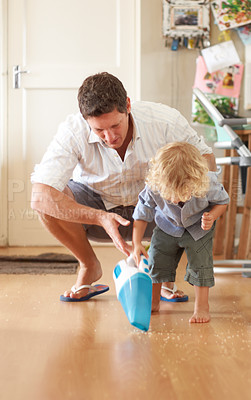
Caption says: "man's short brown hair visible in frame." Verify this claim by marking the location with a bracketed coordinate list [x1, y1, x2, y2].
[78, 72, 128, 119]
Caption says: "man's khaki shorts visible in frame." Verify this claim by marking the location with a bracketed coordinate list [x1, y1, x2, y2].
[67, 180, 155, 242]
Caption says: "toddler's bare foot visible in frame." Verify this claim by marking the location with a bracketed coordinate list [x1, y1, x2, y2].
[189, 309, 210, 323]
[191, 286, 210, 323]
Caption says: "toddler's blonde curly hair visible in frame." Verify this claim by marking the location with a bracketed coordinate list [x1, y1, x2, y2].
[146, 142, 210, 203]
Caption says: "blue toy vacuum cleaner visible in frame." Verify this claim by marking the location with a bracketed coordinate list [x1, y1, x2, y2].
[113, 255, 152, 331]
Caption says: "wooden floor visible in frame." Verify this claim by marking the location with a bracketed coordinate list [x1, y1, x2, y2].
[0, 246, 251, 400]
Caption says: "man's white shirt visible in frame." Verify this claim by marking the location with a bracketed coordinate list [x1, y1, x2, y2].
[31, 101, 212, 210]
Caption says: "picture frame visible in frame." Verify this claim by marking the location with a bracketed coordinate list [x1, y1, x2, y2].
[163, 0, 210, 39]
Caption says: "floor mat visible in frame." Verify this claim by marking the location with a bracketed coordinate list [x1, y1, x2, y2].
[0, 253, 78, 274]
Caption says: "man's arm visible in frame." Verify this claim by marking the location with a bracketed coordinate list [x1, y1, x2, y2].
[31, 183, 101, 222]
[203, 153, 217, 172]
[172, 111, 216, 172]
[31, 183, 131, 255]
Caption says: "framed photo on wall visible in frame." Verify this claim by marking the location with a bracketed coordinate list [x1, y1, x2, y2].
[163, 0, 210, 39]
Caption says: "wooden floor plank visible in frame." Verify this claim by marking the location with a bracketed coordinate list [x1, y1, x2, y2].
[0, 246, 250, 400]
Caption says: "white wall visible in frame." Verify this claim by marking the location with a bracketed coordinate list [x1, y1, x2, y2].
[0, 0, 8, 246]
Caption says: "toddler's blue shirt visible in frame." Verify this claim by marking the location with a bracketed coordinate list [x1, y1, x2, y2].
[133, 172, 230, 241]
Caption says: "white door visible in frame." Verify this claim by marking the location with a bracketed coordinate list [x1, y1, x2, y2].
[7, 0, 140, 245]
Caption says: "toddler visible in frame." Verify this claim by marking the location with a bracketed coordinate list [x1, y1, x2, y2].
[132, 142, 229, 323]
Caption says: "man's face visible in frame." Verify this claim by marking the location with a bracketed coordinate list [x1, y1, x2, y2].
[87, 98, 131, 149]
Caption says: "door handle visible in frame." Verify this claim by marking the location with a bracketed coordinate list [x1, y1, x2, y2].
[13, 65, 30, 89]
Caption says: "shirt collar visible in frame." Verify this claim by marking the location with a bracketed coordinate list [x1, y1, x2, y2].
[88, 128, 102, 144]
[130, 111, 140, 143]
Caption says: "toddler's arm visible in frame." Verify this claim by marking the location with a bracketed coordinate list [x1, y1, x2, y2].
[201, 204, 228, 230]
[132, 220, 148, 266]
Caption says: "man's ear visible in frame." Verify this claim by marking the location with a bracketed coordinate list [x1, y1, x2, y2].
[126, 97, 131, 114]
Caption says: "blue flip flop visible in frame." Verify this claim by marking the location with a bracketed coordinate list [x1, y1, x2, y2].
[160, 294, 189, 302]
[60, 284, 109, 302]
[160, 284, 188, 303]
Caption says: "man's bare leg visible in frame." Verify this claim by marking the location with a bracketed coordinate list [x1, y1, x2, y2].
[38, 186, 102, 299]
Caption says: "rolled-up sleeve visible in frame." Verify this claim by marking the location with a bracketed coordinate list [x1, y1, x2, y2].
[31, 126, 81, 191]
[172, 113, 212, 155]
[132, 186, 156, 222]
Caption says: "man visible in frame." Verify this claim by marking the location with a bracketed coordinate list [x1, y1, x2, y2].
[31, 72, 216, 302]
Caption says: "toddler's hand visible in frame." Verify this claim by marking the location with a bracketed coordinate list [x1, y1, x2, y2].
[201, 212, 214, 230]
[132, 244, 148, 266]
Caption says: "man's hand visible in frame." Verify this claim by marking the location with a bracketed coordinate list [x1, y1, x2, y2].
[100, 212, 132, 256]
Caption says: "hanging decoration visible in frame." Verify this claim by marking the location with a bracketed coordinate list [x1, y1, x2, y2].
[162, 0, 210, 50]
